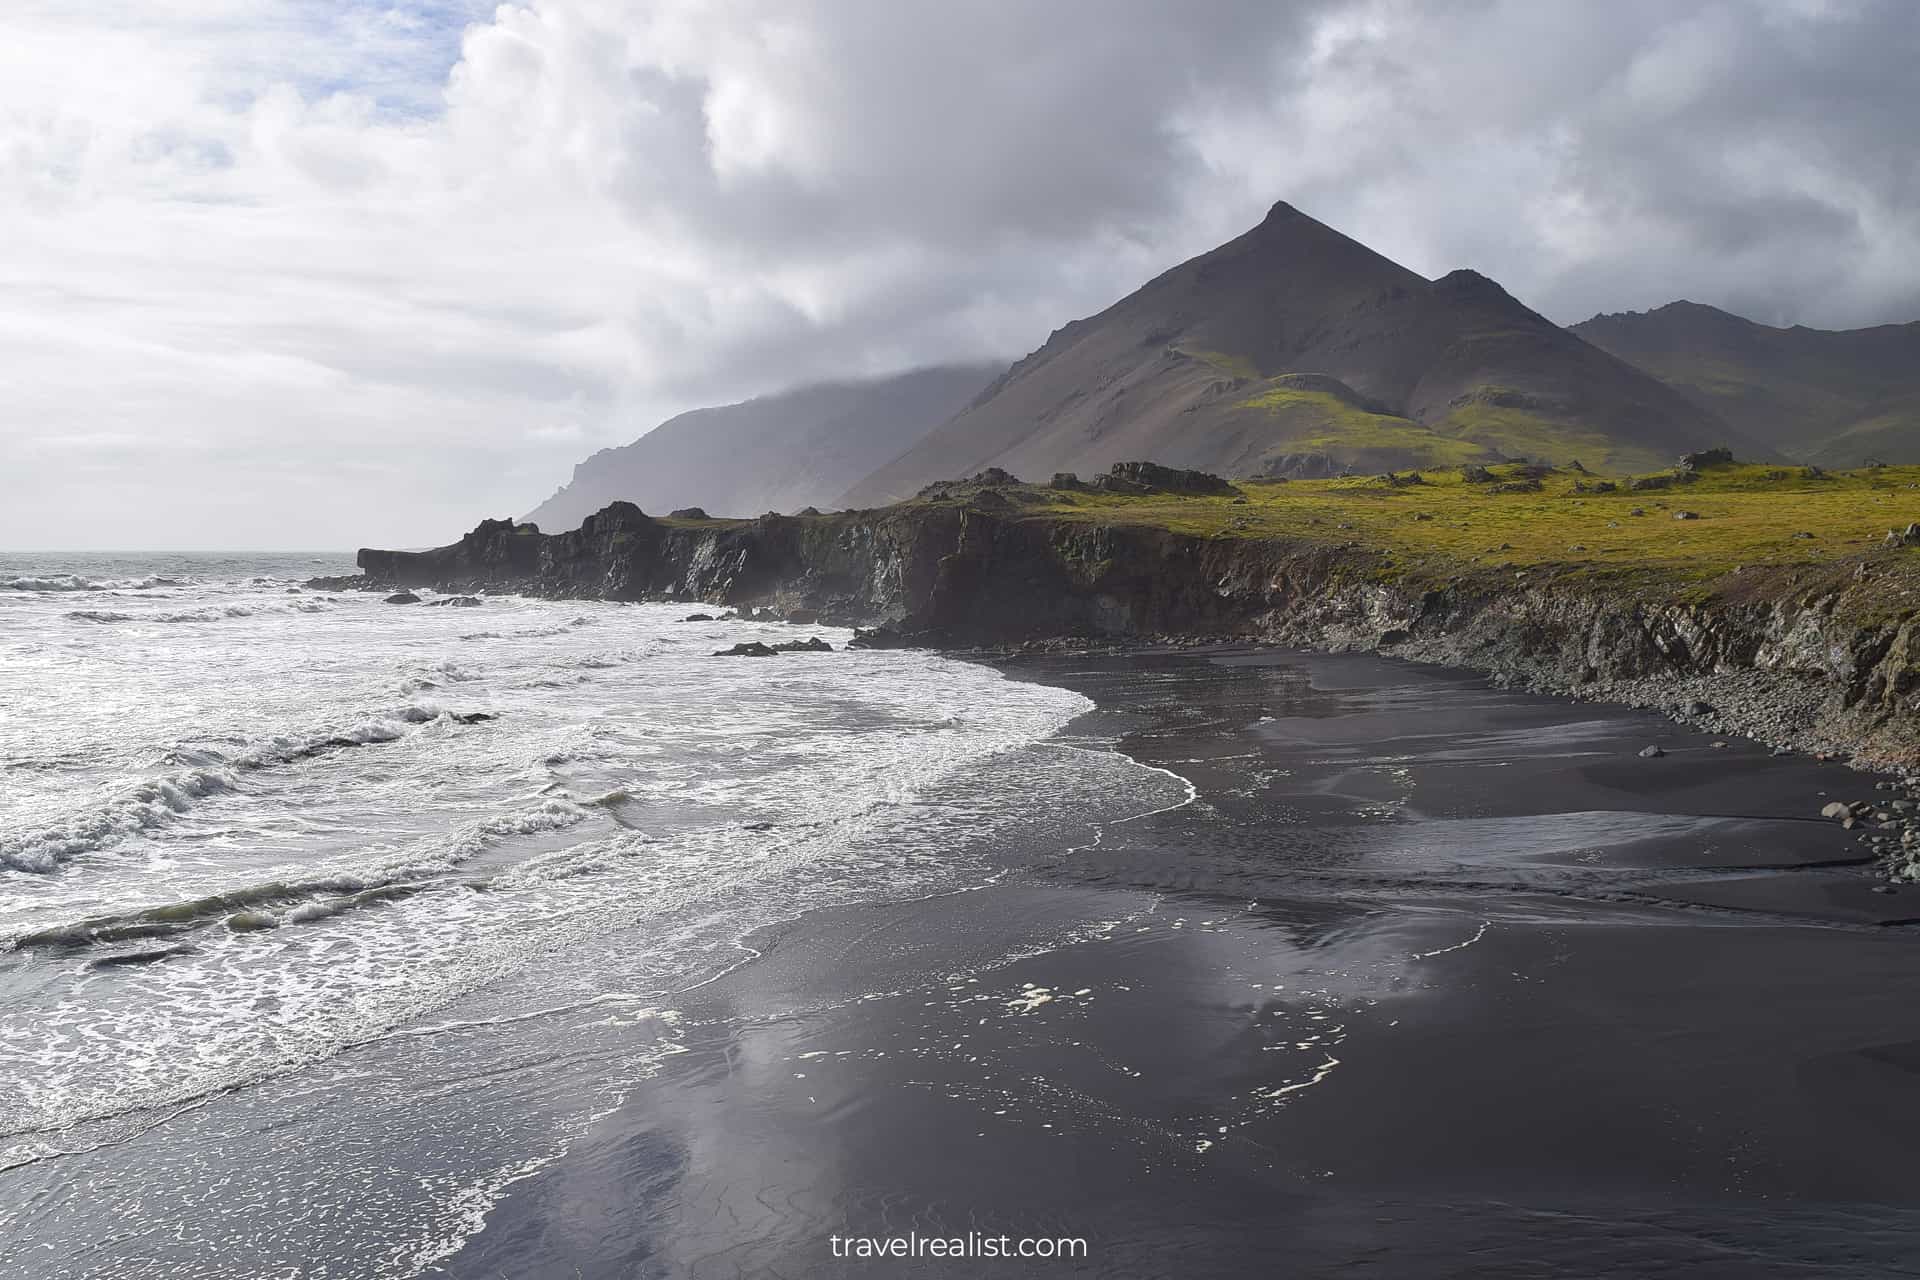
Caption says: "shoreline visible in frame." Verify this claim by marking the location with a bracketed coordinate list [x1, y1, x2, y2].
[435, 645, 1920, 1277]
[983, 640, 1920, 885]
[337, 462, 1920, 773]
[311, 572, 1890, 764]
[334, 560, 1920, 882]
[322, 558, 1920, 879]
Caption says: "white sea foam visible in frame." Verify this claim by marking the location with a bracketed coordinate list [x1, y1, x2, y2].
[0, 708, 454, 873]
[0, 766, 240, 873]
[4, 574, 184, 593]
[0, 558, 1125, 1272]
[65, 601, 332, 625]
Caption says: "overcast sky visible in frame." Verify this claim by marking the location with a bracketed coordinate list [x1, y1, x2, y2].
[3, 0, 1916, 550]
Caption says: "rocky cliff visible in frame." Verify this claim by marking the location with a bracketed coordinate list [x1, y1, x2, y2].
[342, 492, 1920, 767]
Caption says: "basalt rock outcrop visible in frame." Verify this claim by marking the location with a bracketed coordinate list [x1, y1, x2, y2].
[355, 500, 971, 630]
[343, 497, 1920, 765]
[1088, 461, 1239, 496]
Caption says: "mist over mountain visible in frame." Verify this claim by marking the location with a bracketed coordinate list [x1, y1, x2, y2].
[1572, 301, 1920, 467]
[839, 202, 1745, 506]
[523, 364, 999, 531]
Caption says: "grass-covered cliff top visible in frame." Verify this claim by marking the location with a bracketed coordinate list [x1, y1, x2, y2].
[1035, 460, 1912, 559]
[967, 459, 1920, 616]
[640, 458, 1920, 621]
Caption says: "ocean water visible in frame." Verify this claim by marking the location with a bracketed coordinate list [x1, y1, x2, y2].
[0, 554, 1178, 1276]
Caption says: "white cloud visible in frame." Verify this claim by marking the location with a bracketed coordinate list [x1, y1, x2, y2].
[0, 0, 1913, 548]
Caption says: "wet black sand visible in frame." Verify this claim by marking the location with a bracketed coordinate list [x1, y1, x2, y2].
[442, 649, 1920, 1278]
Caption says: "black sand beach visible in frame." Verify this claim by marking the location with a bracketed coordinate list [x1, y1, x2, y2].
[441, 649, 1920, 1278]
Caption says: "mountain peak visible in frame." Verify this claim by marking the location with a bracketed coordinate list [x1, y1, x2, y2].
[1433, 267, 1508, 291]
[1656, 299, 1744, 322]
[1576, 299, 1758, 336]
[839, 204, 1742, 505]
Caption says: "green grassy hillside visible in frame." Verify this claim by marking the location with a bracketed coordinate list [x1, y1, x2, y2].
[1230, 372, 1491, 471]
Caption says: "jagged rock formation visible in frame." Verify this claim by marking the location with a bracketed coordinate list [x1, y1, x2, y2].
[524, 363, 998, 531]
[1085, 461, 1239, 495]
[840, 201, 1745, 504]
[345, 494, 1920, 764]
[1573, 301, 1920, 464]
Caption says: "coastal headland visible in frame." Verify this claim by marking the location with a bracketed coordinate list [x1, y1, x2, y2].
[334, 454, 1920, 771]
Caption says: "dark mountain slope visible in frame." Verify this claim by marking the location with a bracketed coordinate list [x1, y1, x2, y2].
[524, 364, 998, 530]
[1804, 391, 1920, 468]
[841, 202, 1741, 504]
[1572, 301, 1920, 464]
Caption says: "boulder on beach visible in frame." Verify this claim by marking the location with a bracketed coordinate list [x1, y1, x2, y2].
[770, 637, 833, 653]
[681, 612, 715, 622]
[384, 592, 421, 605]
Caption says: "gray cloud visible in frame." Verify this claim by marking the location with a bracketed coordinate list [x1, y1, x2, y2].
[0, 0, 1915, 548]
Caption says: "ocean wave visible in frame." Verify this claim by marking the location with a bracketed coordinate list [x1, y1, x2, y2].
[13, 875, 436, 952]
[447, 797, 592, 859]
[0, 767, 239, 873]
[3, 574, 180, 592]
[398, 661, 481, 695]
[462, 617, 598, 642]
[0, 707, 497, 874]
[285, 882, 430, 925]
[9, 798, 594, 949]
[5, 575, 96, 591]
[67, 605, 256, 624]
[63, 600, 332, 625]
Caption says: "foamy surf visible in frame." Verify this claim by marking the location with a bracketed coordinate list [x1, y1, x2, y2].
[2, 574, 183, 592]
[0, 705, 490, 873]
[0, 552, 1153, 1275]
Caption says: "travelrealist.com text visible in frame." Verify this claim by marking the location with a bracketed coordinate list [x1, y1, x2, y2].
[830, 1232, 1089, 1260]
